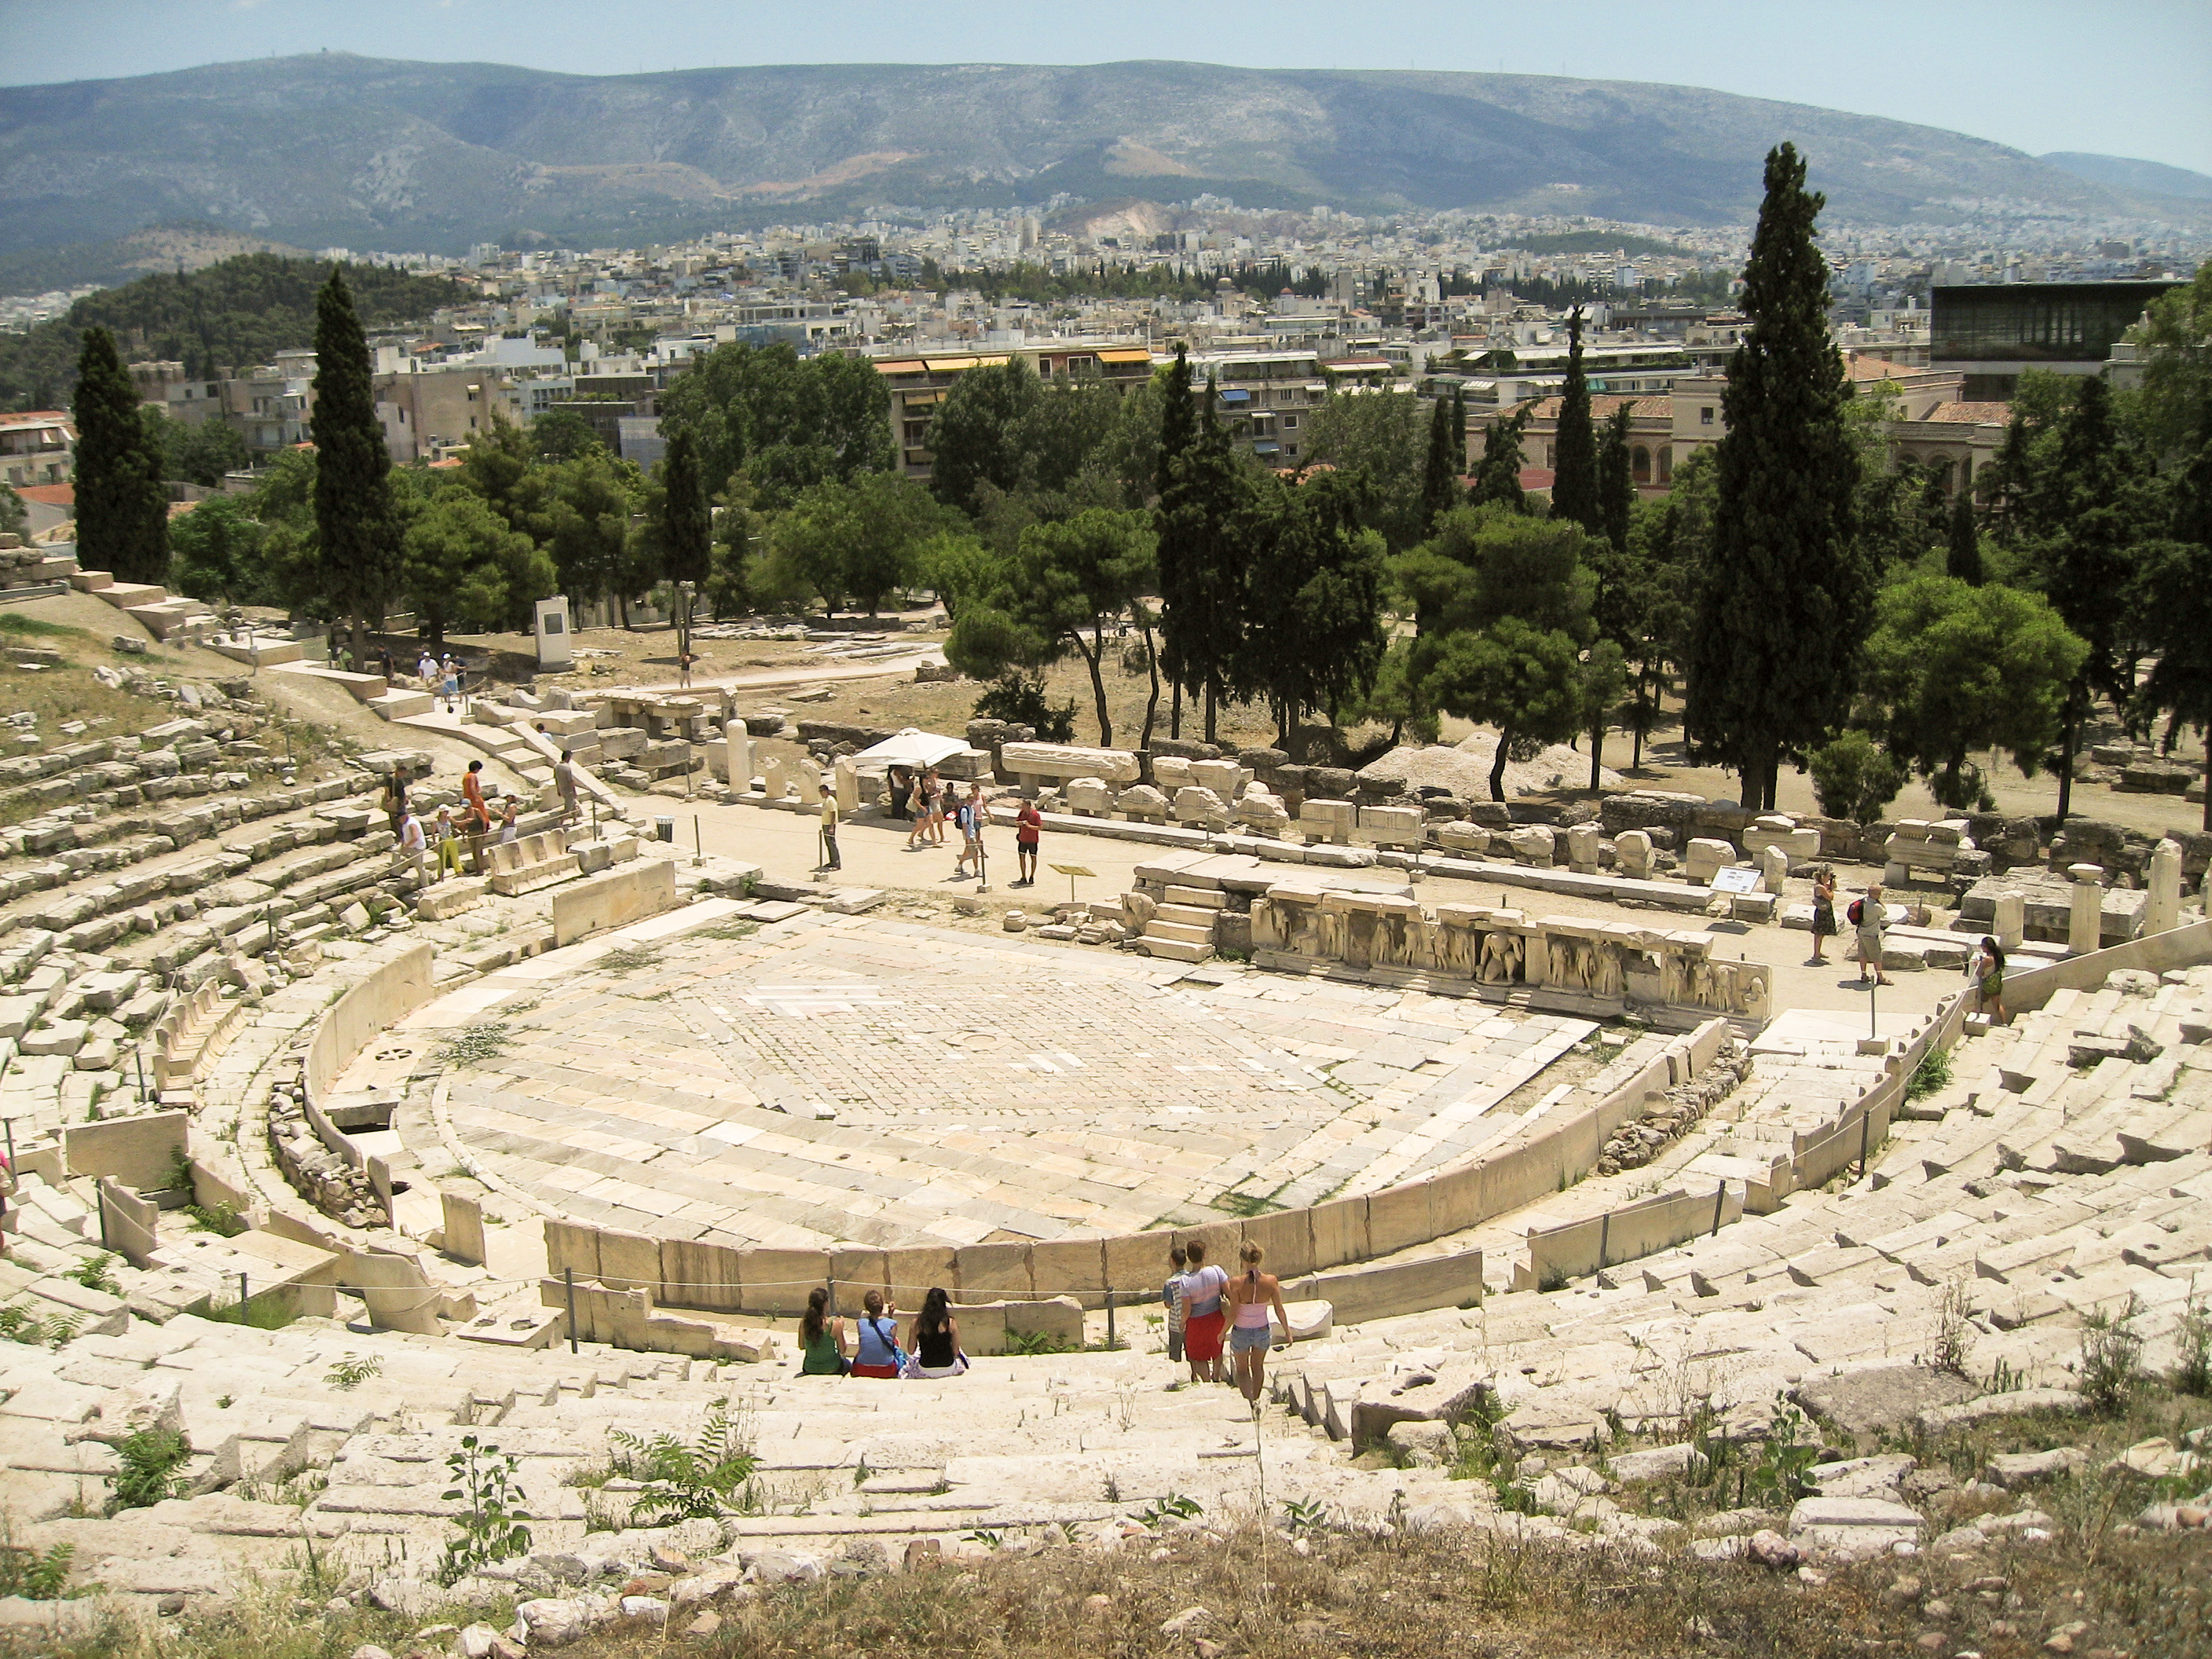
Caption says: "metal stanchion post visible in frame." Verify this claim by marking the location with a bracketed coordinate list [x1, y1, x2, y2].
[240, 1273, 250, 1317]
[1859, 1109, 1873, 1181]
[1104, 1286, 1116, 1351]
[693, 816, 703, 868]
[566, 1268, 579, 1356]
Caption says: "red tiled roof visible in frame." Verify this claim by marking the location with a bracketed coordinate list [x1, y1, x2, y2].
[1518, 467, 1556, 489]
[1521, 394, 1672, 421]
[1923, 401, 2013, 424]
[15, 483, 72, 506]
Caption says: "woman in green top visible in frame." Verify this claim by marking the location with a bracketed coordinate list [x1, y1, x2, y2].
[799, 1286, 848, 1375]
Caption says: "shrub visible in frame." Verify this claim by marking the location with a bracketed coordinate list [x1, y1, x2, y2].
[437, 1434, 532, 1585]
[110, 1429, 190, 1511]
[607, 1404, 759, 1526]
[2078, 1294, 2145, 1413]
[1807, 730, 1903, 825]
[2171, 1279, 2210, 1397]
[972, 672, 1075, 742]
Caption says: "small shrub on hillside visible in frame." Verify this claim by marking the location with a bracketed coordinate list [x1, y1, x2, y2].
[1808, 730, 1904, 825]
[110, 1429, 190, 1511]
[2078, 1294, 2145, 1413]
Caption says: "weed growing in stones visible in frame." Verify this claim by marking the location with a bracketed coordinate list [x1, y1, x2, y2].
[436, 1434, 531, 1586]
[2078, 1293, 2146, 1413]
[110, 1428, 190, 1511]
[325, 1353, 381, 1391]
[0, 1532, 76, 1600]
[1905, 1046, 1952, 1101]
[61, 1252, 120, 1295]
[437, 1021, 512, 1070]
[2173, 1276, 2211, 1397]
[608, 1401, 760, 1526]
[1929, 1277, 1979, 1378]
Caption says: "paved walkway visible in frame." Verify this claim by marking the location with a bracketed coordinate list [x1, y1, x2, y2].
[410, 906, 1602, 1251]
[678, 799, 1961, 1024]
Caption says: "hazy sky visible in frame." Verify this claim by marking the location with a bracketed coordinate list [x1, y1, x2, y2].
[4, 0, 2208, 175]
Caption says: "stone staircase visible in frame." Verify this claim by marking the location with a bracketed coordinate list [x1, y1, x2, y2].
[1134, 881, 1220, 964]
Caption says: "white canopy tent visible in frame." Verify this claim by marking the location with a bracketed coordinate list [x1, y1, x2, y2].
[851, 728, 968, 770]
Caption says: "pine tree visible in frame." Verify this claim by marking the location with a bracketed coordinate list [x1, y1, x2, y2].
[1419, 394, 1458, 531]
[309, 268, 399, 665]
[1548, 306, 1599, 533]
[1945, 485, 1983, 584]
[1683, 142, 1866, 810]
[71, 327, 170, 584]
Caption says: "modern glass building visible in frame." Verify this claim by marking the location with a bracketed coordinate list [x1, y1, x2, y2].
[1931, 280, 2177, 401]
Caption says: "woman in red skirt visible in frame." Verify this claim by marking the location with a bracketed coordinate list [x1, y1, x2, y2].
[1179, 1238, 1229, 1384]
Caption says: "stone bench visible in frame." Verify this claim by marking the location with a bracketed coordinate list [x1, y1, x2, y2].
[999, 742, 1141, 789]
[484, 829, 579, 897]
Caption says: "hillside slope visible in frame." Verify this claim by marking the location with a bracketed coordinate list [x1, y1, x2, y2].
[1, 54, 2197, 254]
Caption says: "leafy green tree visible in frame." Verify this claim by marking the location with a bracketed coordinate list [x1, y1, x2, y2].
[2131, 262, 2212, 456]
[1301, 386, 1426, 550]
[148, 412, 251, 489]
[703, 485, 763, 621]
[1807, 730, 1904, 825]
[764, 471, 949, 617]
[1945, 486, 1983, 584]
[947, 507, 1156, 746]
[72, 326, 170, 584]
[654, 342, 890, 510]
[1424, 619, 1589, 802]
[310, 269, 400, 663]
[529, 408, 605, 462]
[1242, 470, 1389, 742]
[1615, 459, 1706, 765]
[545, 449, 640, 620]
[1549, 306, 1599, 534]
[1684, 142, 1868, 810]
[0, 482, 26, 541]
[168, 493, 268, 604]
[1858, 573, 2087, 809]
[914, 529, 1004, 623]
[240, 445, 322, 613]
[402, 483, 556, 641]
[1391, 509, 1599, 799]
[925, 357, 1041, 516]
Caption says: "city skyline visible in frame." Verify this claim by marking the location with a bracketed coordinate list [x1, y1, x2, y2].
[2, 0, 2208, 179]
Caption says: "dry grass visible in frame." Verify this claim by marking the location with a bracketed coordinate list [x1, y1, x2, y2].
[22, 1515, 2206, 1659]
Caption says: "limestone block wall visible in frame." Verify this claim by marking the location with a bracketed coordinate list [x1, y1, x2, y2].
[551, 859, 676, 947]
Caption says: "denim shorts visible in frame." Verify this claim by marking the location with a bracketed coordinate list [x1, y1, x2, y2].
[1229, 1322, 1274, 1353]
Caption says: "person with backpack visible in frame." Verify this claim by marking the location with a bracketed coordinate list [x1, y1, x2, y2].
[1162, 1244, 1191, 1368]
[1851, 883, 1893, 987]
[850, 1290, 905, 1379]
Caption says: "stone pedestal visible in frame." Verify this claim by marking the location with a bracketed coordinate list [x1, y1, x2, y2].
[1990, 890, 2025, 953]
[761, 756, 788, 800]
[1566, 822, 1602, 873]
[833, 755, 861, 815]
[1758, 844, 1789, 895]
[2067, 863, 2105, 956]
[1615, 830, 1652, 881]
[2147, 837, 2184, 935]
[722, 720, 753, 790]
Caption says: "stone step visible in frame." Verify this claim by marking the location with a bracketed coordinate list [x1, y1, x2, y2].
[1142, 919, 1213, 947]
[1138, 936, 1212, 964]
[368, 689, 437, 720]
[1152, 903, 1217, 930]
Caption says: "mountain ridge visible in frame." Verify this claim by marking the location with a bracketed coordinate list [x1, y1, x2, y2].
[2, 53, 2203, 257]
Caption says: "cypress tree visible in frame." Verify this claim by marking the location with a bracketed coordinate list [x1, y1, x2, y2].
[309, 268, 398, 665]
[1684, 142, 1865, 811]
[1945, 485, 1983, 584]
[1419, 394, 1458, 530]
[1152, 346, 1196, 738]
[71, 327, 170, 584]
[1451, 386, 1467, 464]
[1595, 403, 1635, 554]
[658, 426, 712, 588]
[1548, 306, 1599, 533]
[1154, 376, 1251, 745]
[1467, 405, 1530, 513]
[2036, 374, 2137, 821]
